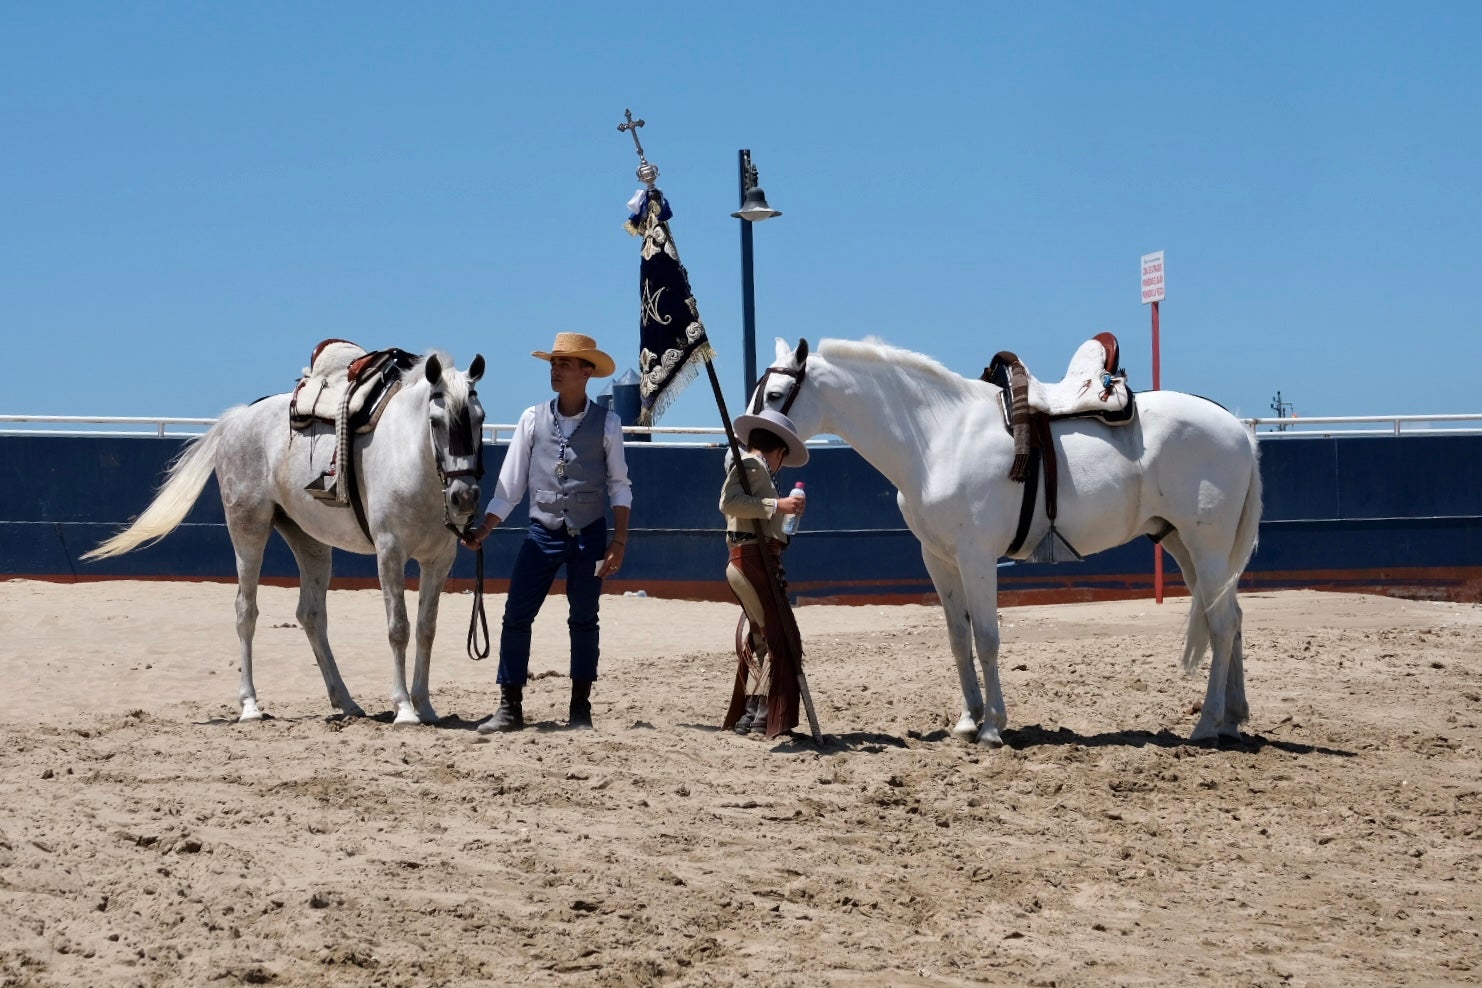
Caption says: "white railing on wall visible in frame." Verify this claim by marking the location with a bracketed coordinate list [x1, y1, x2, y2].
[0, 415, 850, 447]
[3, 413, 1479, 442]
[1241, 413, 1482, 437]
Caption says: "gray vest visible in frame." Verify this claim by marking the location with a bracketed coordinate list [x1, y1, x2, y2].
[529, 399, 610, 532]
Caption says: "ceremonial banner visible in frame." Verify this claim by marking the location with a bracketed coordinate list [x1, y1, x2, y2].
[629, 189, 715, 425]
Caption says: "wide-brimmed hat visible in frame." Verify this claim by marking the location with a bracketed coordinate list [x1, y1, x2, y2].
[532, 333, 616, 378]
[733, 408, 809, 467]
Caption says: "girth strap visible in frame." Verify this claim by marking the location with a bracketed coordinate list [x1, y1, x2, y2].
[1005, 413, 1059, 558]
[343, 439, 374, 547]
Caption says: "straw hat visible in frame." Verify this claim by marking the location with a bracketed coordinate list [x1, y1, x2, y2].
[532, 333, 616, 378]
[733, 408, 810, 467]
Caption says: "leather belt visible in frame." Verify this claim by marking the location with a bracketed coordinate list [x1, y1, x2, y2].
[726, 531, 758, 544]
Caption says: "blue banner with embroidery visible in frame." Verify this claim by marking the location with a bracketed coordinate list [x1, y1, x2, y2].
[631, 191, 713, 426]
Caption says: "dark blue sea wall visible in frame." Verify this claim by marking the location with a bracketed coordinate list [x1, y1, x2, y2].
[2, 432, 1480, 602]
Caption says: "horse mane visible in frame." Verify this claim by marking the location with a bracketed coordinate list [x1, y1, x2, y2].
[817, 337, 980, 398]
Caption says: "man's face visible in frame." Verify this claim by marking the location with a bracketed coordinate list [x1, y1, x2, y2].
[550, 356, 594, 390]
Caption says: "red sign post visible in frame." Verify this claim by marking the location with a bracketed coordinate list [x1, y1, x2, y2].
[1140, 251, 1166, 603]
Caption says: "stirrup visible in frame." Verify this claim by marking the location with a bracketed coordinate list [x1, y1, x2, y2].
[305, 472, 343, 502]
[1025, 524, 1083, 564]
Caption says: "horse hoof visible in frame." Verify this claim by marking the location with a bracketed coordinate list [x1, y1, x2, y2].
[1189, 720, 1221, 743]
[975, 726, 1004, 748]
[392, 709, 423, 727]
[951, 715, 979, 742]
[238, 703, 263, 723]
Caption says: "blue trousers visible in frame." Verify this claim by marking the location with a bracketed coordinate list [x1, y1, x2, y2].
[497, 518, 606, 686]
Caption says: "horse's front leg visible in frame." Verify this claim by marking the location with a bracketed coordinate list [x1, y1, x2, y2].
[375, 546, 420, 726]
[409, 549, 454, 724]
[921, 547, 983, 741]
[959, 549, 1007, 747]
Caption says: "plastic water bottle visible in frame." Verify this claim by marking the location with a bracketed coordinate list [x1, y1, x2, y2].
[781, 482, 806, 536]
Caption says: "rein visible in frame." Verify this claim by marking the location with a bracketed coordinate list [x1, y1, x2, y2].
[464, 543, 490, 661]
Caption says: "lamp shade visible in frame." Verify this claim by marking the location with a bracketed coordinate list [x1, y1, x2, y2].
[731, 186, 782, 222]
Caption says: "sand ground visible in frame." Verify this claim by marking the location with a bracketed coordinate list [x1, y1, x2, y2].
[1, 580, 1479, 987]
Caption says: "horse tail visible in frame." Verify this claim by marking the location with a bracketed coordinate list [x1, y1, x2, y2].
[1180, 429, 1263, 675]
[1227, 430, 1264, 580]
[81, 418, 226, 561]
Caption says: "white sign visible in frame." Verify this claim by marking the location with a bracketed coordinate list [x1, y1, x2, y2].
[1140, 250, 1165, 304]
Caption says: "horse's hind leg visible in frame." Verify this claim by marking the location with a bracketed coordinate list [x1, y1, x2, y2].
[921, 546, 986, 743]
[275, 519, 365, 718]
[1169, 532, 1245, 742]
[1223, 598, 1249, 726]
[226, 504, 274, 723]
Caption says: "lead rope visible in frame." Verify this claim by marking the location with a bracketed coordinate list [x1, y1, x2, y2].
[466, 543, 490, 660]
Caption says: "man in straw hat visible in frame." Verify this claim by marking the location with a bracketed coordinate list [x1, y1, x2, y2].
[718, 408, 808, 738]
[461, 333, 632, 732]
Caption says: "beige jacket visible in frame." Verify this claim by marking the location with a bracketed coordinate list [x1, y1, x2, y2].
[719, 451, 788, 542]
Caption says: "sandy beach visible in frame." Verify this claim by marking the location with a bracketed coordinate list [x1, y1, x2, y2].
[1, 580, 1479, 986]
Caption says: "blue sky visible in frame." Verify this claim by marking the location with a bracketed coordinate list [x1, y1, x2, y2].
[5, 2, 1479, 430]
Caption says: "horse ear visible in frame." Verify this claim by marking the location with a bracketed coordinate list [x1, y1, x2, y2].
[795, 339, 809, 364]
[425, 354, 443, 385]
[773, 338, 791, 361]
[468, 354, 485, 383]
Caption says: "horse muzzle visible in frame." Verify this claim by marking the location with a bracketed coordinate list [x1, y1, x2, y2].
[444, 478, 481, 521]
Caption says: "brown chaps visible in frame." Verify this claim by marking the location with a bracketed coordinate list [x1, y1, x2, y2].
[722, 541, 801, 738]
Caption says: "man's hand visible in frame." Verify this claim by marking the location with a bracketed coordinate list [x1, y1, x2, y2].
[460, 514, 498, 551]
[597, 538, 626, 578]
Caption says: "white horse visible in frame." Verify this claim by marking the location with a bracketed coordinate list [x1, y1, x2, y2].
[753, 338, 1263, 745]
[84, 351, 486, 725]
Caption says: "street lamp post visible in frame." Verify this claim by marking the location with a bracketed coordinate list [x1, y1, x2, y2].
[731, 149, 781, 403]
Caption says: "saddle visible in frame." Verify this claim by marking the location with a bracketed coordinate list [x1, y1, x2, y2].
[981, 332, 1136, 563]
[289, 339, 419, 503]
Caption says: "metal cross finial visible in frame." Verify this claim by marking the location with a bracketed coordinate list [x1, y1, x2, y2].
[617, 109, 659, 186]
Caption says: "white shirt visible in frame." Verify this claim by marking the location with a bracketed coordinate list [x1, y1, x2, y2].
[484, 401, 634, 522]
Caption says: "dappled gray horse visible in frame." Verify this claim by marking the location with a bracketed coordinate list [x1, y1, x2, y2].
[85, 350, 485, 724]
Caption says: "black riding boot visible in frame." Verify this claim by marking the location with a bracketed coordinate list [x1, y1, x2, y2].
[734, 694, 762, 735]
[476, 685, 524, 734]
[569, 680, 594, 730]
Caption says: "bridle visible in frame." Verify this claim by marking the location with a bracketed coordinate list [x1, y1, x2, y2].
[428, 381, 491, 660]
[428, 385, 484, 539]
[748, 359, 806, 416]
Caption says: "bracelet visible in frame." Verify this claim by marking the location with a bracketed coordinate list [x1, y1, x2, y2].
[612, 539, 627, 545]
